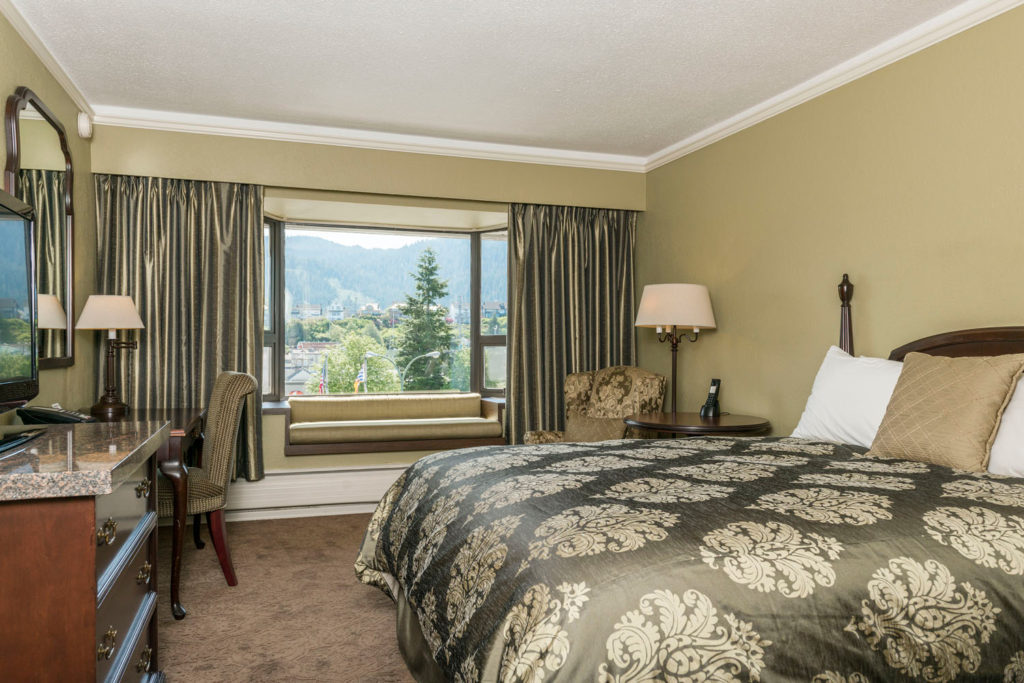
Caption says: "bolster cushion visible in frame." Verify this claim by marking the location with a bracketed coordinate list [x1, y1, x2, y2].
[290, 416, 503, 444]
[290, 393, 483, 422]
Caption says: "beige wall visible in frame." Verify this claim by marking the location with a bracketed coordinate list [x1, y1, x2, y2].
[91, 126, 646, 210]
[637, 5, 1024, 435]
[0, 15, 97, 417]
[19, 117, 65, 170]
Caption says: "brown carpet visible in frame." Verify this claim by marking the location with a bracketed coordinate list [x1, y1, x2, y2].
[157, 514, 414, 682]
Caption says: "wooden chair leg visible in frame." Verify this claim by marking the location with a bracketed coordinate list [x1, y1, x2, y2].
[206, 509, 237, 586]
[192, 513, 205, 549]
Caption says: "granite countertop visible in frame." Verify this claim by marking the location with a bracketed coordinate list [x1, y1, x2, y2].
[0, 421, 170, 501]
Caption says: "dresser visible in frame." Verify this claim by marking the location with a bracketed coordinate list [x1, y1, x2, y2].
[0, 421, 170, 682]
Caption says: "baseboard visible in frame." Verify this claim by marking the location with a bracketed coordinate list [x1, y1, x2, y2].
[217, 465, 407, 521]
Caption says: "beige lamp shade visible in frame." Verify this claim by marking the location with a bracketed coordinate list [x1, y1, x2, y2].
[635, 283, 716, 330]
[37, 294, 67, 330]
[75, 295, 145, 331]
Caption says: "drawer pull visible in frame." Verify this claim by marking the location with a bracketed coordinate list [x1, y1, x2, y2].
[135, 478, 152, 498]
[136, 560, 152, 585]
[135, 645, 152, 673]
[96, 517, 118, 546]
[96, 626, 117, 660]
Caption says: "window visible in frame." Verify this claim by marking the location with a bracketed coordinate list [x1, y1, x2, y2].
[263, 222, 506, 399]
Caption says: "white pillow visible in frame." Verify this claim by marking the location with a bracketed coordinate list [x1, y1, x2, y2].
[791, 346, 903, 448]
[989, 383, 1024, 477]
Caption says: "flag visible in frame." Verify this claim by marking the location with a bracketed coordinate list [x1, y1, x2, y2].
[354, 360, 367, 392]
[318, 359, 328, 394]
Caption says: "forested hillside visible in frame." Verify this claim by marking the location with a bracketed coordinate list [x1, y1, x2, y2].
[284, 235, 506, 310]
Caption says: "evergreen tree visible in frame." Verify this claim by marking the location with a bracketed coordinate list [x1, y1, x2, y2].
[397, 248, 453, 390]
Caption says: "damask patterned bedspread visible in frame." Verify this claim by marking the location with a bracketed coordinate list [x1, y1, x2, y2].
[354, 436, 1024, 682]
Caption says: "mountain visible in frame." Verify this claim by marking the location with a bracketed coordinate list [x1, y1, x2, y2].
[284, 235, 507, 311]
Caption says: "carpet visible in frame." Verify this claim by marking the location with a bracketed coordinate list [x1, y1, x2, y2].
[157, 513, 413, 682]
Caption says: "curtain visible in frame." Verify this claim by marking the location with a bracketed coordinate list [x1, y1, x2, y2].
[18, 169, 67, 358]
[94, 175, 265, 481]
[507, 203, 637, 444]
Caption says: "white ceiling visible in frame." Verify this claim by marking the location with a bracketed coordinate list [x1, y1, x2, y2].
[3, 0, 1018, 170]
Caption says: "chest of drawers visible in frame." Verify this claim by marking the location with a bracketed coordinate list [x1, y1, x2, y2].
[0, 422, 169, 682]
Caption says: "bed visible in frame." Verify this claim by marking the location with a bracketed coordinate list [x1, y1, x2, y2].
[355, 276, 1024, 682]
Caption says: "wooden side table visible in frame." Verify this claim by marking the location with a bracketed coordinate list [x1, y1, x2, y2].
[624, 412, 770, 436]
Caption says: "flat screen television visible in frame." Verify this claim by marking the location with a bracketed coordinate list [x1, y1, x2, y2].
[0, 187, 37, 413]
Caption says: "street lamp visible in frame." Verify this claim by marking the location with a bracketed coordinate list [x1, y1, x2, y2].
[364, 350, 443, 390]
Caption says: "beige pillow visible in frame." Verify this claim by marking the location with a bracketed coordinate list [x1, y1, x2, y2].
[868, 351, 1024, 470]
[564, 414, 626, 442]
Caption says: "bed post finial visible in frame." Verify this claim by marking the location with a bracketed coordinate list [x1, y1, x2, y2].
[839, 274, 854, 355]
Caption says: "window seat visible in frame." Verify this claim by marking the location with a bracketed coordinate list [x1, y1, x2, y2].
[280, 393, 505, 455]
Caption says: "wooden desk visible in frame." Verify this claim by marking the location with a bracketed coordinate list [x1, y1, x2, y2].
[100, 408, 205, 621]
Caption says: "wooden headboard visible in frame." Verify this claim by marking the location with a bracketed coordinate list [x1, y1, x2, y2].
[889, 327, 1024, 361]
[835, 274, 1024, 360]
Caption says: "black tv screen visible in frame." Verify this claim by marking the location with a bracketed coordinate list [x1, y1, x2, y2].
[0, 187, 37, 412]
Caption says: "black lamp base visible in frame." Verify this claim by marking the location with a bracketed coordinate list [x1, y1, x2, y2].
[91, 396, 127, 422]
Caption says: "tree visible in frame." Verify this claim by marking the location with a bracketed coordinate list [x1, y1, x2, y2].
[449, 346, 471, 392]
[396, 248, 453, 390]
[305, 333, 399, 394]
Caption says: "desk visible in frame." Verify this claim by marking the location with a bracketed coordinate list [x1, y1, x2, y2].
[95, 408, 204, 620]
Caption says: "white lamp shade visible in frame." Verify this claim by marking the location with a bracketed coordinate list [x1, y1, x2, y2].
[37, 294, 67, 330]
[635, 283, 716, 330]
[75, 295, 144, 330]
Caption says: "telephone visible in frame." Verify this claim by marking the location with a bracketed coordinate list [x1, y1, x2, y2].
[17, 404, 97, 424]
[699, 379, 721, 418]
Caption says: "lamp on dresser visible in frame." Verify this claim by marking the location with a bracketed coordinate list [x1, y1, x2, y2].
[635, 283, 716, 414]
[76, 294, 144, 420]
[37, 294, 67, 330]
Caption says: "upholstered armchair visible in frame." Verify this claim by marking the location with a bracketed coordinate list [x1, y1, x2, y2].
[524, 365, 666, 444]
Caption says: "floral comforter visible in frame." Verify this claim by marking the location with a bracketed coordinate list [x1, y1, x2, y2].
[354, 436, 1024, 682]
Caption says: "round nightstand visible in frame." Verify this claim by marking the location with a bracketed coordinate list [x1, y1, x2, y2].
[624, 412, 770, 437]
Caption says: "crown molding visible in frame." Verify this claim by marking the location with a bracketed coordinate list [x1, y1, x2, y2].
[90, 105, 648, 172]
[644, 0, 1024, 171]
[6, 0, 1019, 174]
[0, 0, 92, 116]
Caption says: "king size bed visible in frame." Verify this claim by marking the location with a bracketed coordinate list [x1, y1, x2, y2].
[355, 277, 1024, 682]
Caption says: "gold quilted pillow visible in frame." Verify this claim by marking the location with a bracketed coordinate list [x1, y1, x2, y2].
[564, 414, 626, 442]
[868, 351, 1024, 470]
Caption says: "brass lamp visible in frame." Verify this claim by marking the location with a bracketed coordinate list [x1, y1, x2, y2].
[75, 295, 144, 420]
[635, 283, 716, 414]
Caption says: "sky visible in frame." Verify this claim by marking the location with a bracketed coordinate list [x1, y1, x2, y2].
[289, 228, 428, 249]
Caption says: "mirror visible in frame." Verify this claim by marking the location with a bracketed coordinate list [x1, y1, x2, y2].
[4, 87, 74, 368]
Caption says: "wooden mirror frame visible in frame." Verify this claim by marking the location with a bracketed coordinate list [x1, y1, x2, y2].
[4, 86, 75, 369]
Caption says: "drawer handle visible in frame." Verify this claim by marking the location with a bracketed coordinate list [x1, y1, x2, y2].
[135, 645, 152, 673]
[96, 626, 117, 661]
[135, 478, 151, 498]
[136, 560, 152, 585]
[96, 517, 118, 546]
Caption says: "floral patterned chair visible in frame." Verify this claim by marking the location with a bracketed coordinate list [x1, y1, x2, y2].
[524, 365, 666, 444]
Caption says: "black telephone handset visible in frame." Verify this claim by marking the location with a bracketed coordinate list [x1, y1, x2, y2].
[700, 379, 721, 418]
[17, 405, 97, 424]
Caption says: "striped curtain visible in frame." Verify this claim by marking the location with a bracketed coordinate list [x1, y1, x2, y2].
[17, 169, 67, 358]
[94, 175, 265, 481]
[506, 204, 637, 444]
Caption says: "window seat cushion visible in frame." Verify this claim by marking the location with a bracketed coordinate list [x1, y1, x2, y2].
[290, 416, 503, 444]
[290, 393, 483, 422]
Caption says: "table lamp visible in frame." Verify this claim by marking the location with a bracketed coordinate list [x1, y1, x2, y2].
[37, 294, 67, 330]
[635, 283, 716, 414]
[75, 295, 144, 420]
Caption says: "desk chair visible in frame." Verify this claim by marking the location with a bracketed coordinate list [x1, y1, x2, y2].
[158, 371, 257, 585]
